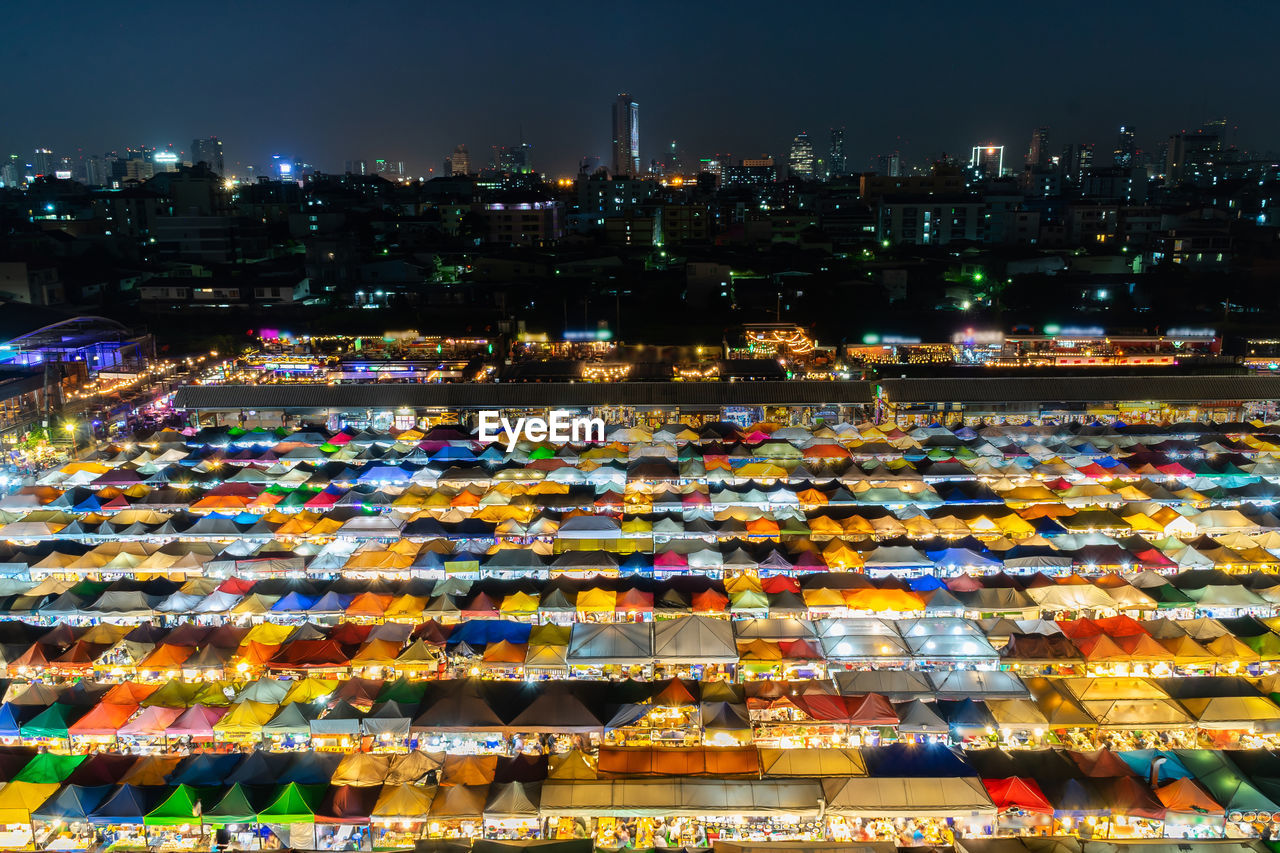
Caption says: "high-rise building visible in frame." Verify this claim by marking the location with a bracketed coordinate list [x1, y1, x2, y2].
[191, 137, 224, 175]
[828, 127, 846, 178]
[1200, 118, 1227, 147]
[345, 160, 367, 175]
[1060, 142, 1094, 183]
[1114, 126, 1136, 166]
[32, 148, 54, 178]
[788, 132, 815, 179]
[1165, 132, 1220, 186]
[450, 145, 470, 176]
[495, 143, 533, 174]
[84, 156, 106, 187]
[876, 152, 902, 177]
[375, 159, 404, 178]
[611, 93, 640, 176]
[2, 155, 22, 187]
[668, 140, 683, 174]
[1027, 126, 1050, 167]
[969, 145, 1004, 178]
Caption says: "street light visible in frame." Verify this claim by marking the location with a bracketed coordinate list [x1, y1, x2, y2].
[63, 421, 78, 460]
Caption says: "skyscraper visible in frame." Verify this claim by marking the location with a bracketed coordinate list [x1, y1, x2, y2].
[970, 145, 1004, 178]
[1165, 132, 1220, 186]
[1027, 126, 1050, 166]
[375, 159, 404, 178]
[495, 143, 533, 174]
[828, 127, 846, 178]
[450, 145, 470, 176]
[191, 137, 224, 175]
[1, 155, 21, 188]
[1114, 126, 1136, 166]
[876, 152, 902, 177]
[32, 148, 54, 178]
[611, 93, 640, 176]
[84, 156, 106, 187]
[1061, 142, 1094, 183]
[788, 132, 815, 179]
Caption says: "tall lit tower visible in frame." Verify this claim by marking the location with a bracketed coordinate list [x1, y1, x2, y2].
[1114, 126, 1136, 165]
[970, 145, 1004, 178]
[32, 148, 54, 177]
[1027, 126, 1050, 166]
[191, 137, 224, 175]
[788, 132, 815, 179]
[828, 127, 846, 177]
[611, 93, 640, 176]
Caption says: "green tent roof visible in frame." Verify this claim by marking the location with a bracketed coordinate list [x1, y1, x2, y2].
[376, 677, 429, 705]
[144, 784, 207, 827]
[19, 703, 84, 739]
[257, 783, 322, 825]
[202, 784, 258, 827]
[1148, 584, 1196, 610]
[730, 589, 769, 611]
[15, 752, 86, 783]
[1243, 632, 1280, 662]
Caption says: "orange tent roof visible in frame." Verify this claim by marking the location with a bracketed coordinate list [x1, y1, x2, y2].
[482, 640, 528, 665]
[102, 682, 159, 705]
[68, 701, 139, 736]
[1074, 634, 1129, 661]
[843, 588, 924, 612]
[1156, 777, 1224, 814]
[346, 592, 393, 617]
[137, 643, 196, 670]
[235, 641, 280, 667]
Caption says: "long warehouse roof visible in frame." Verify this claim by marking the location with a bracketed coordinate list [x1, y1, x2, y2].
[172, 374, 1280, 411]
[173, 381, 876, 410]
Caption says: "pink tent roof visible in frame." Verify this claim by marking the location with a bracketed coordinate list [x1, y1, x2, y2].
[118, 706, 185, 738]
[165, 704, 227, 738]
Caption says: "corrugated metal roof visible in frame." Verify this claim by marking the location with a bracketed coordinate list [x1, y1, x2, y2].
[173, 374, 1280, 412]
[173, 381, 876, 411]
[879, 375, 1280, 404]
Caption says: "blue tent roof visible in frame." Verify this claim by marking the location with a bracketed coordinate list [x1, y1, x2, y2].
[358, 465, 412, 483]
[34, 784, 111, 820]
[308, 592, 354, 613]
[431, 446, 477, 462]
[168, 753, 245, 786]
[72, 496, 103, 513]
[271, 591, 319, 611]
[926, 548, 1001, 569]
[908, 575, 947, 592]
[450, 620, 532, 646]
[620, 554, 652, 573]
[0, 704, 22, 739]
[1118, 749, 1192, 784]
[861, 743, 975, 777]
[89, 784, 160, 825]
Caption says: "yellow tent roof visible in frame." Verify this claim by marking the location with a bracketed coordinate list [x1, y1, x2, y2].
[0, 782, 60, 823]
[547, 749, 597, 780]
[242, 623, 295, 646]
[384, 595, 427, 618]
[213, 700, 278, 736]
[500, 591, 539, 613]
[822, 540, 865, 569]
[282, 678, 338, 705]
[576, 588, 617, 612]
[370, 783, 437, 818]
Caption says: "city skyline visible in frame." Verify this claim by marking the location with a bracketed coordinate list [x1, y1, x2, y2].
[4, 0, 1276, 176]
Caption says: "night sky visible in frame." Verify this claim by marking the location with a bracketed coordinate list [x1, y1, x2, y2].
[7, 0, 1277, 176]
